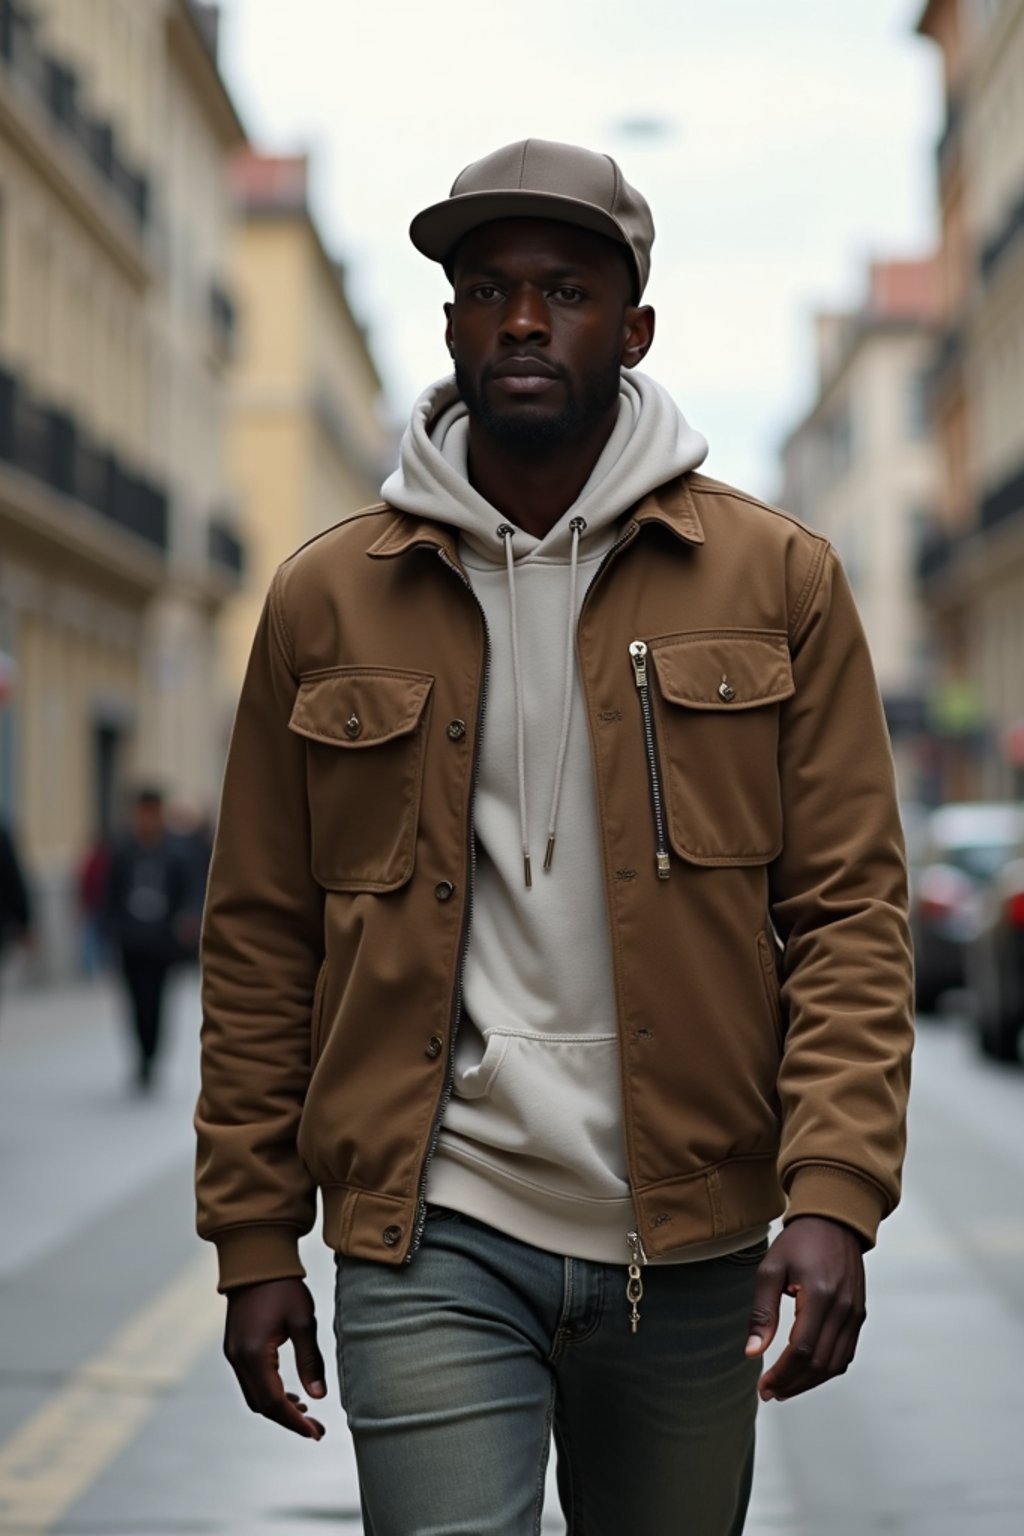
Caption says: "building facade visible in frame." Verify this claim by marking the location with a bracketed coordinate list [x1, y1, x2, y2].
[916, 0, 1024, 799]
[0, 0, 245, 975]
[221, 151, 391, 695]
[780, 259, 941, 797]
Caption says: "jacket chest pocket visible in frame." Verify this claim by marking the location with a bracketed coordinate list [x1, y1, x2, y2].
[650, 630, 794, 866]
[288, 667, 434, 891]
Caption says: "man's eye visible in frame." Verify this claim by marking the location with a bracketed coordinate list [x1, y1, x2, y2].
[553, 286, 583, 302]
[473, 285, 502, 301]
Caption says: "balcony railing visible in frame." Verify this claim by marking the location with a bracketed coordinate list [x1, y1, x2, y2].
[916, 462, 1024, 586]
[0, 0, 150, 231]
[926, 321, 965, 404]
[0, 363, 168, 552]
[980, 190, 1024, 286]
[916, 525, 959, 583]
[979, 460, 1024, 535]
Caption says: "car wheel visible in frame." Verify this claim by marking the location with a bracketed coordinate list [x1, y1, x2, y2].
[979, 1012, 1020, 1062]
[975, 959, 1022, 1062]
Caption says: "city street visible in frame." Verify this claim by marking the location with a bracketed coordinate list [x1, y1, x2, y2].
[0, 974, 1022, 1535]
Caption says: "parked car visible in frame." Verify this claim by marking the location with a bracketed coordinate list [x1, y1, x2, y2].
[910, 802, 1024, 1016]
[965, 847, 1024, 1062]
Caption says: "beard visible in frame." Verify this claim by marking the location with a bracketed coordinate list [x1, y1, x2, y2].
[454, 352, 622, 453]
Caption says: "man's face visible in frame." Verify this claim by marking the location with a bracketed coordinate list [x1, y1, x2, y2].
[133, 798, 164, 843]
[445, 218, 650, 453]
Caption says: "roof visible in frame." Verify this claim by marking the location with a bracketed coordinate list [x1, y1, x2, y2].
[229, 151, 309, 215]
[866, 257, 942, 322]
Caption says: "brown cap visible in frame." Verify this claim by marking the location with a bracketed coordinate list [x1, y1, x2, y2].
[410, 138, 654, 300]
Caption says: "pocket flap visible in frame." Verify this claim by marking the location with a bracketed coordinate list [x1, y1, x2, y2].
[288, 668, 433, 748]
[652, 631, 794, 712]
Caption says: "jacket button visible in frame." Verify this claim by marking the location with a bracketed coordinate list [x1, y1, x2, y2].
[425, 1034, 444, 1059]
[434, 880, 455, 902]
[345, 713, 362, 737]
[382, 1225, 402, 1247]
[717, 681, 736, 702]
[446, 719, 466, 741]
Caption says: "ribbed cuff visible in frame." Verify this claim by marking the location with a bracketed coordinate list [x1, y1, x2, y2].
[783, 1165, 888, 1251]
[212, 1224, 306, 1293]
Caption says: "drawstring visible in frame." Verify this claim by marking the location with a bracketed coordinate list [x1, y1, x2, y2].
[545, 517, 585, 872]
[497, 517, 587, 887]
[498, 525, 532, 888]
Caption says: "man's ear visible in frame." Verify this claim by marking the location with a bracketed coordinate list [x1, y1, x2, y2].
[621, 305, 655, 369]
[444, 302, 455, 358]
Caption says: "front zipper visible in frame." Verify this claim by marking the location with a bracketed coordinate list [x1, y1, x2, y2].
[407, 548, 490, 1262]
[408, 524, 653, 1259]
[629, 641, 671, 880]
[626, 1229, 647, 1334]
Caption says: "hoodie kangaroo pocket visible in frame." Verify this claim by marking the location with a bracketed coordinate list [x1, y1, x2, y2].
[445, 1032, 628, 1198]
[288, 667, 433, 891]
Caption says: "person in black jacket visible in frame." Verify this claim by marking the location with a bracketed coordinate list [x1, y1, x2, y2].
[105, 788, 190, 1090]
[0, 820, 32, 971]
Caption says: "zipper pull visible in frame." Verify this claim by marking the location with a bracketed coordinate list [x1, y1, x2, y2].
[629, 640, 648, 687]
[626, 1229, 646, 1335]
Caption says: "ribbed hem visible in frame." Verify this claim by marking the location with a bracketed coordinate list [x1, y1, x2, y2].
[211, 1224, 306, 1293]
[783, 1165, 889, 1251]
[428, 1146, 766, 1266]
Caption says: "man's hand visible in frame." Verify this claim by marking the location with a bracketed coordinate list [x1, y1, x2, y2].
[224, 1277, 328, 1439]
[744, 1215, 866, 1402]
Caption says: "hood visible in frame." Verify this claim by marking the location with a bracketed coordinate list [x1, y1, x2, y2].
[381, 370, 708, 564]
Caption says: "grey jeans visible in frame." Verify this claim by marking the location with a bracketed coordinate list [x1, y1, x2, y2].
[334, 1207, 762, 1535]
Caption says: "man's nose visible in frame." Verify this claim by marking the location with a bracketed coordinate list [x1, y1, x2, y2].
[500, 286, 550, 343]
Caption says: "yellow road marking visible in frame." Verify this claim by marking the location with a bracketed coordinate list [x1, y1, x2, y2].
[0, 1252, 222, 1532]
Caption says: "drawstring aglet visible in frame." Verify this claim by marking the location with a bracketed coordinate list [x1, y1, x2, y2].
[543, 835, 556, 873]
[523, 852, 533, 888]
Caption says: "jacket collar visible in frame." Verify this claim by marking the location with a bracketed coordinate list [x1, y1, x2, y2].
[631, 473, 705, 545]
[366, 471, 705, 561]
[367, 514, 460, 563]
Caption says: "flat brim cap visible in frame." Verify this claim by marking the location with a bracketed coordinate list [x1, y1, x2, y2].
[410, 138, 654, 300]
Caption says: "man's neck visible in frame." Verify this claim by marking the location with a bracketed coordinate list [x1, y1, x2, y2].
[466, 413, 617, 540]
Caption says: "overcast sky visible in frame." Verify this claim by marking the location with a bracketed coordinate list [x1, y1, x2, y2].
[216, 0, 941, 499]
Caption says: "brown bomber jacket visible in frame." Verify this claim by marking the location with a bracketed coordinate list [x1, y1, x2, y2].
[195, 471, 913, 1292]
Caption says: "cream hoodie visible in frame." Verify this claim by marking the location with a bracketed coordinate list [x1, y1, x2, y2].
[383, 372, 759, 1263]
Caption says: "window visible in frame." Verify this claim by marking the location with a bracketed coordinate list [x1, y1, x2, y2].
[0, 187, 7, 329]
[907, 370, 932, 440]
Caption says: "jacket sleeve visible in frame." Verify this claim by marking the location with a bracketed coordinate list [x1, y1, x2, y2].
[769, 546, 913, 1249]
[195, 573, 324, 1291]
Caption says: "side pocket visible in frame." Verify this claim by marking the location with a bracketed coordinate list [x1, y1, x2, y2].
[756, 929, 784, 1046]
[310, 958, 328, 1067]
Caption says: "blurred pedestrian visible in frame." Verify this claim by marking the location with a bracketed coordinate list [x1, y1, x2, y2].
[0, 820, 32, 987]
[196, 139, 914, 1533]
[76, 835, 111, 978]
[105, 788, 190, 1091]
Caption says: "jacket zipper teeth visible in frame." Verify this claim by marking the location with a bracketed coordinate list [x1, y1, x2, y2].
[629, 642, 671, 879]
[407, 548, 490, 1261]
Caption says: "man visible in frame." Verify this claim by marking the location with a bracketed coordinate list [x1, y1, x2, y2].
[106, 788, 190, 1090]
[197, 140, 913, 1534]
[0, 819, 32, 985]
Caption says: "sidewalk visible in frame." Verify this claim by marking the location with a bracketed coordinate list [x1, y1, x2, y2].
[0, 967, 203, 1282]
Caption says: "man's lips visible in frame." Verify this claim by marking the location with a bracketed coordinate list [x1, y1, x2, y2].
[488, 357, 562, 395]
